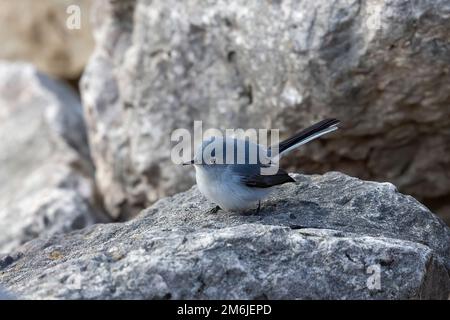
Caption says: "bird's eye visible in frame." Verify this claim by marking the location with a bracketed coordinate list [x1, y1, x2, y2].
[210, 157, 216, 164]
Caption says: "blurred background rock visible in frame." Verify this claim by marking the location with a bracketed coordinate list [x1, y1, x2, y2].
[0, 0, 449, 242]
[0, 0, 94, 85]
[0, 62, 107, 253]
[0, 0, 101, 252]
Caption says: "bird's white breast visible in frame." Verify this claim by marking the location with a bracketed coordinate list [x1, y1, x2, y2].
[195, 166, 273, 212]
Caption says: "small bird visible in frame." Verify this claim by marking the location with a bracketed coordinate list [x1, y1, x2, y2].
[183, 119, 340, 213]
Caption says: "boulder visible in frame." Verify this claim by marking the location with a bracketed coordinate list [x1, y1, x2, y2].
[1, 172, 449, 299]
[0, 286, 14, 300]
[0, 62, 106, 254]
[81, 0, 450, 221]
[0, 0, 94, 79]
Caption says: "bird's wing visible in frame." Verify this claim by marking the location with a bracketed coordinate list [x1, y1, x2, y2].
[237, 165, 295, 188]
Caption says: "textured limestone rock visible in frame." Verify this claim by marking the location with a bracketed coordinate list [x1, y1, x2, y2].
[0, 62, 106, 253]
[0, 286, 14, 300]
[1, 172, 449, 299]
[81, 0, 450, 220]
[0, 0, 94, 79]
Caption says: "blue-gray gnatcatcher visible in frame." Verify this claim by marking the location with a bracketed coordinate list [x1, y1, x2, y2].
[183, 119, 340, 212]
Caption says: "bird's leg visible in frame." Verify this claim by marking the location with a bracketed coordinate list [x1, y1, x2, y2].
[256, 201, 261, 215]
[208, 205, 221, 214]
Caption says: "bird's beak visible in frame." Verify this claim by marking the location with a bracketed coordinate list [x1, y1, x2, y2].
[182, 159, 195, 166]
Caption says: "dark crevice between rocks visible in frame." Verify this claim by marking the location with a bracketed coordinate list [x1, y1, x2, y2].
[422, 194, 450, 226]
[417, 255, 450, 299]
[65, 75, 82, 95]
[289, 225, 310, 230]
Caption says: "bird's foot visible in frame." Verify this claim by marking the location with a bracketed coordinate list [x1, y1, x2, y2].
[255, 201, 261, 215]
[208, 205, 221, 214]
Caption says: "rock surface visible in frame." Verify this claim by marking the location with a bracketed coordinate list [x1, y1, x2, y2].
[0, 0, 94, 79]
[0, 62, 106, 254]
[81, 0, 450, 220]
[0, 287, 14, 300]
[1, 172, 449, 299]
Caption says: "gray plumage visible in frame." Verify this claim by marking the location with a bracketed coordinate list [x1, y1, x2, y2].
[185, 119, 340, 211]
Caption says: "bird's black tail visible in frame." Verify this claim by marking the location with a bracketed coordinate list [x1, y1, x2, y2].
[270, 119, 340, 157]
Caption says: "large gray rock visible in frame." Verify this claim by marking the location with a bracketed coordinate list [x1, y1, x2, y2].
[1, 172, 449, 299]
[81, 0, 450, 220]
[0, 287, 14, 300]
[0, 62, 106, 254]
